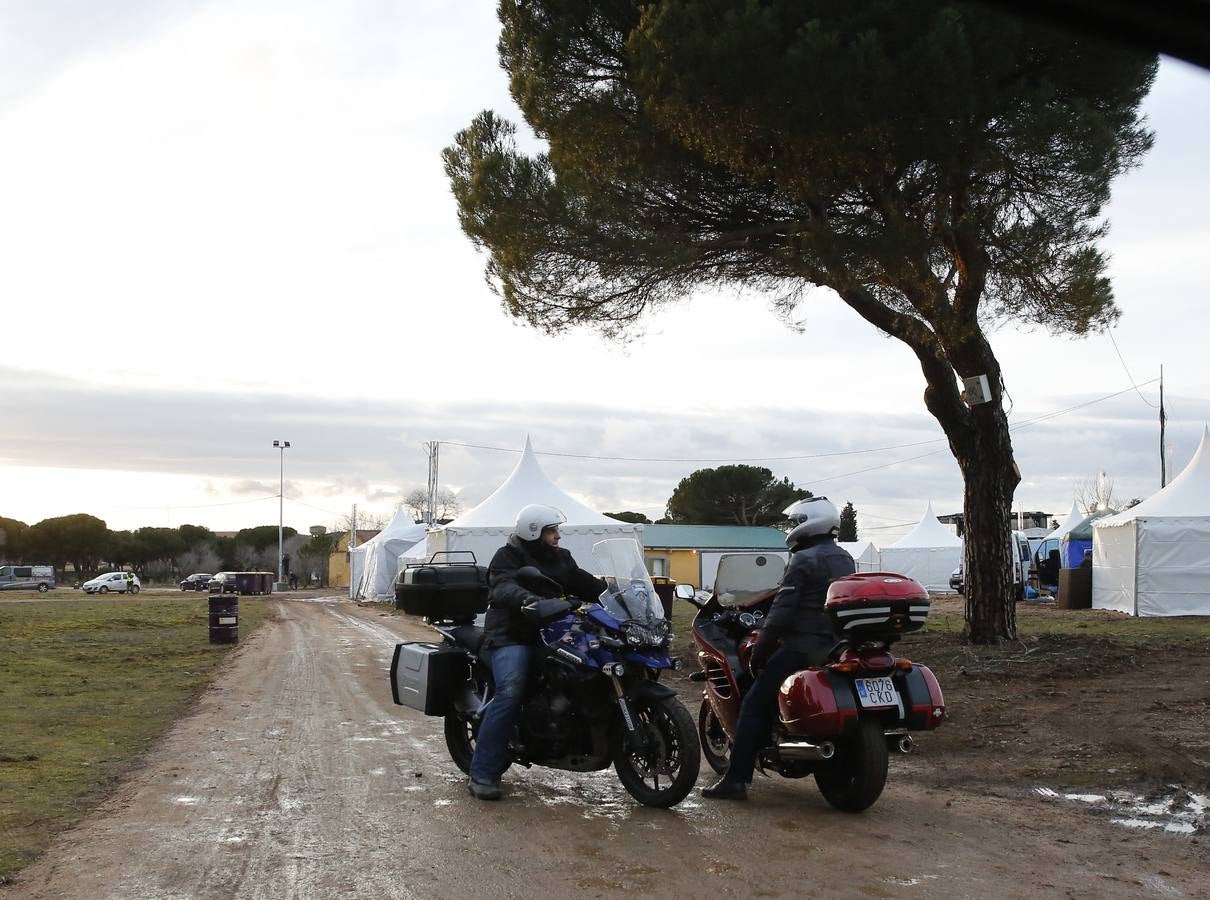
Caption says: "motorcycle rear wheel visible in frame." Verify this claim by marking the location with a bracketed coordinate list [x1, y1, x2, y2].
[613, 697, 701, 808]
[698, 700, 731, 776]
[814, 719, 888, 813]
[443, 714, 476, 775]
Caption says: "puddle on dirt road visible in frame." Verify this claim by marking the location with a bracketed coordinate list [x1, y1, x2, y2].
[1033, 785, 1207, 834]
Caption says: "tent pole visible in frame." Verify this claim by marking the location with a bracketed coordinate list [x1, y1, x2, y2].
[1159, 365, 1167, 488]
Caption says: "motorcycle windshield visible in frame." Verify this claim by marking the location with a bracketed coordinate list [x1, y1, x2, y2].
[592, 539, 665, 625]
[713, 552, 786, 606]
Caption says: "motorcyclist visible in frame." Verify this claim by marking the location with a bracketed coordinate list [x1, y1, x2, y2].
[467, 503, 606, 801]
[702, 496, 856, 801]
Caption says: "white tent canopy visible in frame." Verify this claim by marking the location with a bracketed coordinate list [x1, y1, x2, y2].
[1045, 502, 1085, 542]
[1093, 426, 1210, 617]
[425, 436, 643, 574]
[878, 502, 963, 591]
[350, 510, 428, 600]
[838, 540, 880, 573]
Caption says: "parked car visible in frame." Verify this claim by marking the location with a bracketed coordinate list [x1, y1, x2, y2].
[207, 572, 237, 593]
[950, 565, 964, 594]
[0, 564, 55, 592]
[180, 573, 213, 591]
[82, 572, 141, 594]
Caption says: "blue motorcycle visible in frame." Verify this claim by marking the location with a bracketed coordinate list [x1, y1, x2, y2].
[430, 539, 701, 807]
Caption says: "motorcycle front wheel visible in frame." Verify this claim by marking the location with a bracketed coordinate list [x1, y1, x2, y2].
[698, 699, 731, 776]
[814, 718, 888, 813]
[443, 714, 477, 775]
[612, 697, 701, 807]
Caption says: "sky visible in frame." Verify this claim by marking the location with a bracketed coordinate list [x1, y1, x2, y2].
[1, 1, 1208, 543]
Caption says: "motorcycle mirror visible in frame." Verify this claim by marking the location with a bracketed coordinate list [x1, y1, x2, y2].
[673, 584, 696, 601]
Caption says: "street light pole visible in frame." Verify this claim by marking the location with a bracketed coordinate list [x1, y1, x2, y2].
[273, 440, 291, 590]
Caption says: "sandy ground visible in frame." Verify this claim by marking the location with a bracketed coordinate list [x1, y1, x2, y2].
[6, 596, 1207, 900]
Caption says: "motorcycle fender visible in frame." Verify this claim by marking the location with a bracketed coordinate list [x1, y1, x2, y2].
[625, 679, 678, 703]
[777, 668, 859, 740]
[898, 664, 946, 730]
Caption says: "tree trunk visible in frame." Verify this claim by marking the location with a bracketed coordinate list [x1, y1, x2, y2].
[956, 413, 1019, 644]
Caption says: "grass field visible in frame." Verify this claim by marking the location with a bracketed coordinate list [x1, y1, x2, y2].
[0, 594, 273, 882]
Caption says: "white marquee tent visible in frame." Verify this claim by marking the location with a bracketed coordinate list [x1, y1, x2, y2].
[878, 502, 963, 591]
[1093, 427, 1210, 617]
[838, 540, 881, 573]
[1045, 502, 1085, 542]
[349, 510, 428, 600]
[424, 437, 643, 574]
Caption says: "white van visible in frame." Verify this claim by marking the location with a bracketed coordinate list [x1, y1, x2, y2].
[0, 565, 56, 592]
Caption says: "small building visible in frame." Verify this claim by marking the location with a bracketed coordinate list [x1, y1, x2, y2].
[328, 530, 382, 589]
[937, 510, 1053, 537]
[642, 524, 789, 591]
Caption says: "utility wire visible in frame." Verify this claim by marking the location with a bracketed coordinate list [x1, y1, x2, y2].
[441, 379, 1160, 466]
[1107, 329, 1159, 408]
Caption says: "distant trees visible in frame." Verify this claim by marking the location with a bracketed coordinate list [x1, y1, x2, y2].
[665, 465, 810, 526]
[839, 502, 859, 542]
[23, 514, 109, 575]
[0, 516, 28, 562]
[604, 511, 653, 524]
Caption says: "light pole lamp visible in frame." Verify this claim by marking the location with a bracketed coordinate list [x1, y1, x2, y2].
[273, 440, 291, 589]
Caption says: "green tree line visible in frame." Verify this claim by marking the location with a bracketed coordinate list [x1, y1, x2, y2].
[0, 515, 337, 584]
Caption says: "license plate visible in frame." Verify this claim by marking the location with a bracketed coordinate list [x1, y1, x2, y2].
[854, 677, 898, 708]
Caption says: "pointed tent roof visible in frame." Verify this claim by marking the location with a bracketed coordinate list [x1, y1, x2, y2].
[368, 508, 429, 549]
[1102, 426, 1210, 523]
[888, 502, 964, 548]
[445, 436, 615, 528]
[1045, 501, 1085, 542]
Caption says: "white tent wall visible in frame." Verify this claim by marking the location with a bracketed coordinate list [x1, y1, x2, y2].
[1094, 517, 1210, 616]
[349, 514, 428, 600]
[878, 546, 962, 591]
[1092, 521, 1136, 614]
[838, 541, 880, 573]
[425, 523, 644, 577]
[1092, 426, 1210, 617]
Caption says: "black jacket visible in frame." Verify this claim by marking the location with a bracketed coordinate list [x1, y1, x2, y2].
[483, 535, 605, 649]
[759, 535, 856, 654]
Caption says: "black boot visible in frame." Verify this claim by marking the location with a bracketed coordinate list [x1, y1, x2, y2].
[701, 776, 748, 800]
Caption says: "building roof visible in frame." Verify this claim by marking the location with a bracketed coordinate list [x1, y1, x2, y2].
[642, 524, 788, 551]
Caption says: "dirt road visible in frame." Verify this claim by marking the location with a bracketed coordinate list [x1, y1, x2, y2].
[8, 598, 1207, 899]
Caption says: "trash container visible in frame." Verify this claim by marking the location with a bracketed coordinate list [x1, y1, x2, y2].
[208, 594, 239, 644]
[1056, 567, 1092, 610]
[651, 577, 677, 620]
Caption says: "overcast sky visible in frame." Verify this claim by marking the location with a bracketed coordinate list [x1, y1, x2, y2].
[2, 1, 1208, 542]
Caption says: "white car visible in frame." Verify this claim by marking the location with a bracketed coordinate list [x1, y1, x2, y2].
[82, 572, 141, 594]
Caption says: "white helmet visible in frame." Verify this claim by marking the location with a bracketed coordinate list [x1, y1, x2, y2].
[783, 497, 841, 547]
[514, 504, 567, 541]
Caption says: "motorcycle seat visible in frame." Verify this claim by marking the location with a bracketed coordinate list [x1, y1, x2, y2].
[447, 624, 486, 655]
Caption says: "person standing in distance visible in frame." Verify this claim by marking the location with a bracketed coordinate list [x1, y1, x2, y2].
[702, 497, 856, 801]
[468, 504, 606, 801]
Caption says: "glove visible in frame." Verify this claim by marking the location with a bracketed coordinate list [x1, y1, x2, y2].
[749, 634, 777, 674]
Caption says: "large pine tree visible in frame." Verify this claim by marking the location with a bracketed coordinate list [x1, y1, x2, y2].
[445, 1, 1156, 642]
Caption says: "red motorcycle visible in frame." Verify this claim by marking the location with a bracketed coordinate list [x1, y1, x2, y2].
[677, 554, 945, 812]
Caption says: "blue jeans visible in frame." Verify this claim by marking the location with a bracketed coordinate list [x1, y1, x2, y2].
[469, 644, 532, 784]
[725, 647, 815, 784]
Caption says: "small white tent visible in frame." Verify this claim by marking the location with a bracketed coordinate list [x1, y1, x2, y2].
[425, 437, 643, 574]
[838, 540, 880, 573]
[350, 510, 428, 600]
[1093, 427, 1210, 617]
[1045, 502, 1085, 543]
[878, 502, 963, 591]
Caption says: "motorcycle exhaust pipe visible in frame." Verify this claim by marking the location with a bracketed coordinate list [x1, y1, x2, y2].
[897, 735, 914, 754]
[777, 740, 836, 761]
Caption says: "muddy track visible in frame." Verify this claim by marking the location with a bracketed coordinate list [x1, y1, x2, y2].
[8, 598, 1207, 899]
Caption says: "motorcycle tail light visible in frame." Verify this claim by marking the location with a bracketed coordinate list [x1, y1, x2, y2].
[894, 659, 913, 671]
[831, 661, 859, 674]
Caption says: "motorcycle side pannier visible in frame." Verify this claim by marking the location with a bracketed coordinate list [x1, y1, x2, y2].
[390, 642, 468, 715]
[825, 573, 931, 641]
[395, 558, 489, 622]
